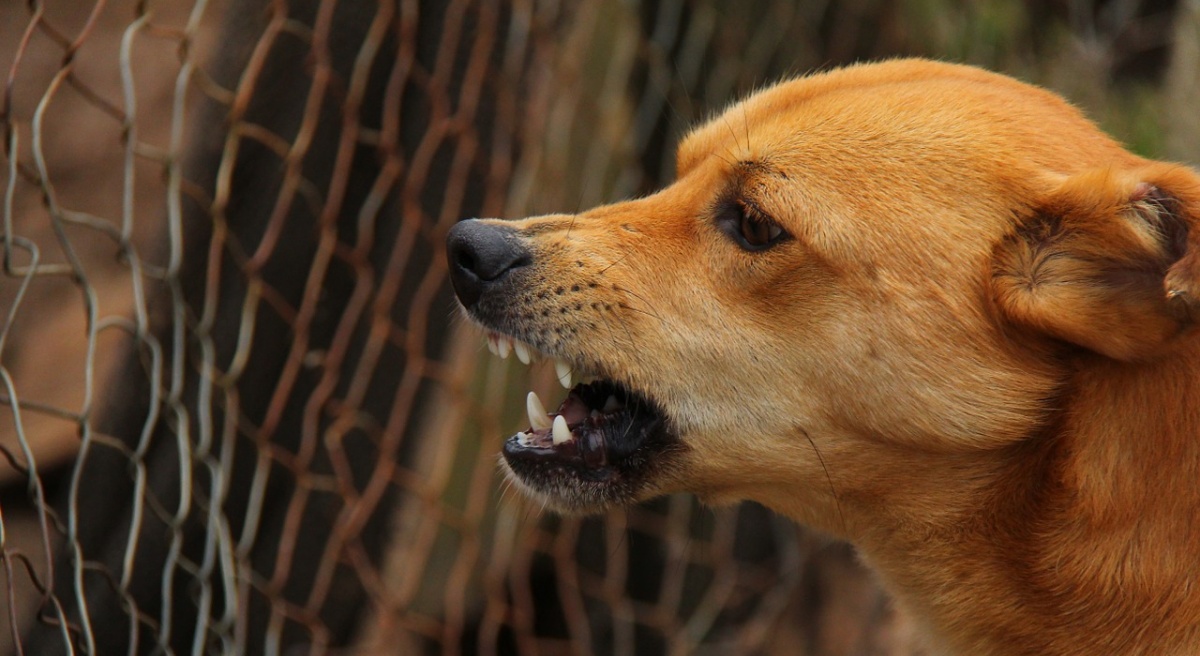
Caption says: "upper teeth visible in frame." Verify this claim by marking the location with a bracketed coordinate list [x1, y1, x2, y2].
[526, 391, 552, 431]
[554, 360, 573, 389]
[486, 332, 577, 389]
[488, 333, 520, 359]
[514, 342, 531, 364]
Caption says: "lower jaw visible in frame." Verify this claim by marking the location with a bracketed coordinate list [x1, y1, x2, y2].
[498, 382, 679, 510]
[499, 456, 647, 513]
[472, 332, 682, 508]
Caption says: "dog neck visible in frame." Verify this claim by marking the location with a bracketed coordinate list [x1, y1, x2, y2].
[847, 337, 1200, 655]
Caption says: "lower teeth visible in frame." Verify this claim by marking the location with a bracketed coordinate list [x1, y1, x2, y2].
[552, 415, 572, 445]
[521, 385, 629, 451]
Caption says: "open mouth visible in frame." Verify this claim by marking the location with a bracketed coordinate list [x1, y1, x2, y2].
[484, 331, 679, 508]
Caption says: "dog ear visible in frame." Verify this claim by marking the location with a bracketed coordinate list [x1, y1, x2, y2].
[993, 164, 1200, 361]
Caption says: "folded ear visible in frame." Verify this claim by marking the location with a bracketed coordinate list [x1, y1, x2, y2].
[993, 164, 1200, 361]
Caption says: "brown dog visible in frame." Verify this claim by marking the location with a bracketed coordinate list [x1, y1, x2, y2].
[446, 59, 1200, 654]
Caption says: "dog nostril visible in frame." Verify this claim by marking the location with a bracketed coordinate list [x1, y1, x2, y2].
[456, 250, 477, 276]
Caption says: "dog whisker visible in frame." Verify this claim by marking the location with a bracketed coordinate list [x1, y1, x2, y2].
[721, 113, 744, 157]
[741, 103, 751, 153]
[614, 287, 665, 323]
[597, 252, 630, 275]
[800, 427, 845, 535]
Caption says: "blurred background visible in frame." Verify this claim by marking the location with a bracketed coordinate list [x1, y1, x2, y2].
[0, 0, 1196, 654]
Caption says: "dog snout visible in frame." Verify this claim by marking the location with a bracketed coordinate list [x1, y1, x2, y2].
[446, 219, 532, 310]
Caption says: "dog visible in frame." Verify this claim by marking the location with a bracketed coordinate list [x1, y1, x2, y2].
[445, 59, 1200, 655]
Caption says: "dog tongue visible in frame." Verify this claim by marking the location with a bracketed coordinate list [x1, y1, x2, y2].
[556, 392, 590, 426]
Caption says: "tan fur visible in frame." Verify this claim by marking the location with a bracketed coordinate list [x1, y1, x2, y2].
[475, 60, 1200, 654]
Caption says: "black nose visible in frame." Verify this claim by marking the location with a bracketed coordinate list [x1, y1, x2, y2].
[446, 219, 531, 309]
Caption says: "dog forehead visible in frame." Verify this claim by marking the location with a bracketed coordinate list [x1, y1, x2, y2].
[677, 59, 1123, 182]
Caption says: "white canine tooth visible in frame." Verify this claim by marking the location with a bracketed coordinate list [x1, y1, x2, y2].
[603, 395, 621, 413]
[526, 392, 552, 431]
[555, 359, 573, 389]
[486, 336, 499, 356]
[552, 414, 572, 445]
[514, 342, 531, 365]
[497, 337, 512, 359]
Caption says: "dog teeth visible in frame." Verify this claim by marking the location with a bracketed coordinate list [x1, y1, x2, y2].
[603, 395, 621, 413]
[526, 392, 552, 431]
[483, 333, 537, 365]
[515, 431, 531, 445]
[552, 414, 573, 445]
[555, 359, 573, 389]
[483, 335, 582, 389]
[514, 342, 531, 365]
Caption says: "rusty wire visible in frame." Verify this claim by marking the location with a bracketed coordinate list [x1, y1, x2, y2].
[0, 0, 1195, 654]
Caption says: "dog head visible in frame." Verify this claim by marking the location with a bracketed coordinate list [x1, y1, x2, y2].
[446, 59, 1200, 528]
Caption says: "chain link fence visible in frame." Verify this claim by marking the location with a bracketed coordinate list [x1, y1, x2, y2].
[1, 0, 1195, 654]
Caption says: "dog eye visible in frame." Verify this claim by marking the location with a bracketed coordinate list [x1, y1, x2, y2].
[733, 202, 786, 250]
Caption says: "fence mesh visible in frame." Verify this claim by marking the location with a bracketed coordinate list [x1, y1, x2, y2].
[1, 0, 1195, 654]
